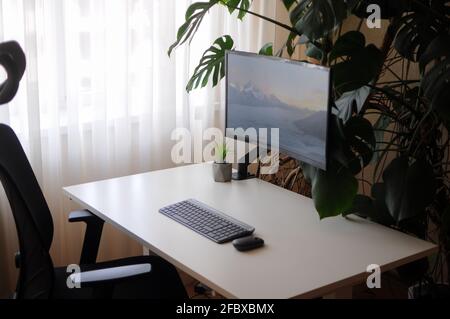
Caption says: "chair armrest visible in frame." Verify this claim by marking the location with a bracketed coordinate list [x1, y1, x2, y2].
[68, 210, 104, 265]
[69, 210, 100, 223]
[68, 264, 152, 288]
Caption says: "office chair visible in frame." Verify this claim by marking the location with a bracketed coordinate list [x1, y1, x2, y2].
[0, 124, 188, 299]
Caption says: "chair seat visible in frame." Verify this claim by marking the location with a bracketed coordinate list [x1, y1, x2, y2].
[53, 255, 188, 299]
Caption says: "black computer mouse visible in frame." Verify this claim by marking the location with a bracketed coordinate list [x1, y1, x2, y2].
[233, 236, 264, 251]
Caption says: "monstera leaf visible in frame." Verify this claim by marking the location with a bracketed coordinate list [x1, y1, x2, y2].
[168, 0, 255, 56]
[419, 35, 450, 120]
[303, 114, 374, 219]
[221, 0, 252, 20]
[330, 31, 383, 95]
[303, 161, 358, 220]
[305, 42, 324, 61]
[393, 1, 449, 61]
[259, 42, 273, 56]
[344, 184, 395, 226]
[329, 31, 365, 62]
[343, 116, 376, 171]
[333, 115, 375, 174]
[186, 35, 234, 92]
[382, 156, 437, 223]
[334, 85, 371, 121]
[290, 0, 357, 41]
[277, 32, 299, 57]
[168, 1, 220, 56]
[343, 194, 375, 218]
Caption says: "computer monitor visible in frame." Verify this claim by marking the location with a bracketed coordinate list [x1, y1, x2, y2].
[225, 51, 331, 171]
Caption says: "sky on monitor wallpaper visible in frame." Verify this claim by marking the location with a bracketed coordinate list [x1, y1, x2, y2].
[227, 53, 330, 167]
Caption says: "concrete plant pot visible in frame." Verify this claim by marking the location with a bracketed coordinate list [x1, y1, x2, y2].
[212, 162, 232, 183]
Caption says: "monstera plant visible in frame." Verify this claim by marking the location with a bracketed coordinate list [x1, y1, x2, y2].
[168, 0, 450, 293]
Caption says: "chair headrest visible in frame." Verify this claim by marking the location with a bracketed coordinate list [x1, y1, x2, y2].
[0, 41, 26, 105]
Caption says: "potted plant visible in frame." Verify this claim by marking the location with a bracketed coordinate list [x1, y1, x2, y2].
[168, 0, 450, 297]
[213, 142, 232, 182]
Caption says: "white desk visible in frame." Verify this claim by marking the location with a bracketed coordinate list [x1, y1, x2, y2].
[63, 163, 437, 299]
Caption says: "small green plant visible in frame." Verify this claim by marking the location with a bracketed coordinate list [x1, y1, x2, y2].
[215, 142, 229, 164]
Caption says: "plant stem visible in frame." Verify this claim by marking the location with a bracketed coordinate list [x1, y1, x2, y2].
[372, 133, 402, 182]
[373, 128, 409, 135]
[376, 80, 420, 85]
[375, 141, 403, 147]
[358, 178, 372, 189]
[384, 64, 408, 83]
[221, 2, 299, 35]
[367, 84, 422, 118]
[357, 18, 363, 31]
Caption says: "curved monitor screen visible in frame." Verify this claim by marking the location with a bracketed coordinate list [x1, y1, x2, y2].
[226, 51, 331, 171]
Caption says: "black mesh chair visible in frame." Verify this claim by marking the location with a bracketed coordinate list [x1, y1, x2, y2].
[0, 123, 188, 299]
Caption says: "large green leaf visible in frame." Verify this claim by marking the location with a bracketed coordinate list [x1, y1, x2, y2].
[422, 58, 450, 119]
[168, 1, 219, 56]
[220, 0, 253, 20]
[329, 31, 365, 62]
[326, 114, 375, 175]
[338, 118, 375, 175]
[303, 162, 358, 219]
[393, 1, 449, 62]
[334, 85, 371, 121]
[301, 112, 377, 219]
[343, 194, 375, 218]
[419, 35, 450, 120]
[344, 185, 396, 227]
[394, 14, 437, 61]
[290, 0, 353, 41]
[370, 183, 396, 226]
[286, 33, 297, 56]
[383, 156, 437, 223]
[344, 116, 376, 170]
[419, 35, 450, 73]
[328, 115, 357, 171]
[329, 31, 383, 95]
[331, 32, 375, 116]
[186, 35, 234, 92]
[331, 32, 383, 95]
[303, 114, 373, 219]
[221, 0, 252, 20]
[259, 42, 273, 56]
[305, 42, 324, 61]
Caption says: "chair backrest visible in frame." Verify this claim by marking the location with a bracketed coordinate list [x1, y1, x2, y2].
[0, 124, 54, 299]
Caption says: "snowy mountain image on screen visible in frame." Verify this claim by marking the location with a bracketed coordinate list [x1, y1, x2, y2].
[227, 81, 327, 166]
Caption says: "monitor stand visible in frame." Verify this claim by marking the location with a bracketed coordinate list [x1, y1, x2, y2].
[232, 163, 255, 181]
[232, 145, 257, 181]
[230, 136, 259, 181]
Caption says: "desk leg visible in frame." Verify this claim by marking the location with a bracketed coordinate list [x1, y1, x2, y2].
[323, 286, 353, 299]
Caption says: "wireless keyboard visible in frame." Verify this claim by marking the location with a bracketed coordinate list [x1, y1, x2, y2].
[159, 199, 255, 243]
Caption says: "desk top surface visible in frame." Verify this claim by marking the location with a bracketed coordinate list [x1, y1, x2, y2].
[64, 163, 437, 299]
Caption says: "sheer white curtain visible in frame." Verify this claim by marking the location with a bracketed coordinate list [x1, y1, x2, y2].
[0, 0, 277, 296]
